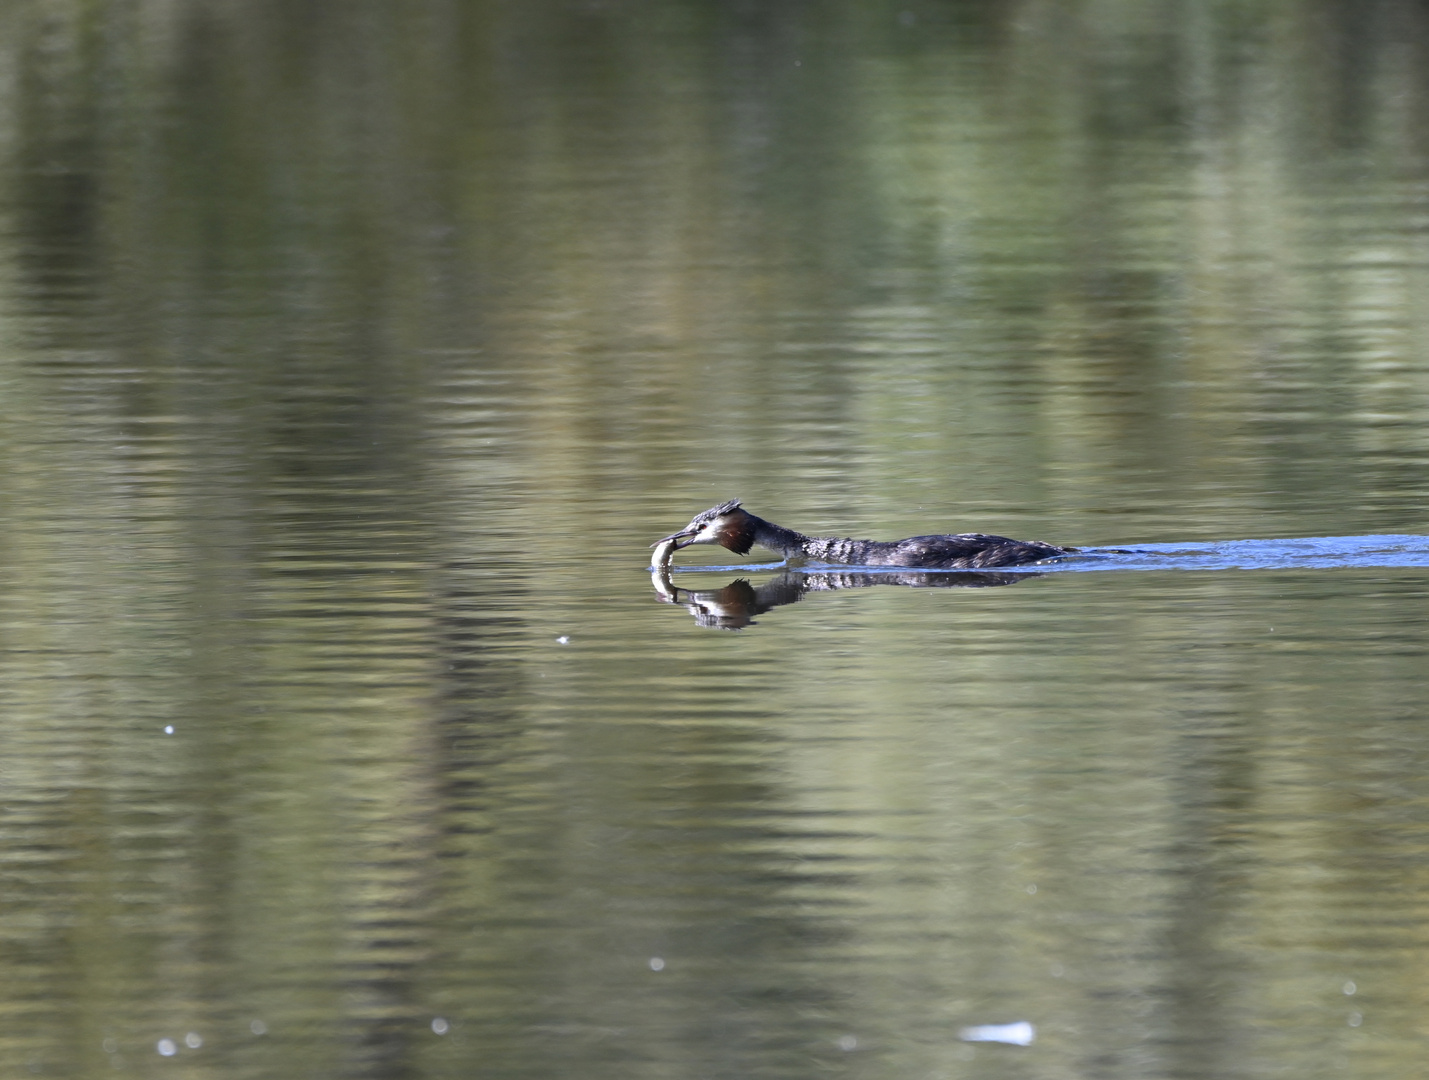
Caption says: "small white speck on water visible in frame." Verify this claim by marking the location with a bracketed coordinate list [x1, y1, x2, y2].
[556, 635, 570, 644]
[156, 1039, 176, 1057]
[164, 726, 174, 734]
[184, 1033, 202, 1049]
[649, 957, 665, 971]
[960, 1021, 1035, 1046]
[1348, 1011, 1363, 1027]
[1343, 980, 1356, 995]
[432, 1018, 449, 1034]
[837, 1035, 857, 1051]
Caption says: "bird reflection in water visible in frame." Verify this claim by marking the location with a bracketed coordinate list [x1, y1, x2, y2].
[649, 561, 1036, 630]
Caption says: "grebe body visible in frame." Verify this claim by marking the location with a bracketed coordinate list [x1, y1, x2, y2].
[653, 500, 1074, 570]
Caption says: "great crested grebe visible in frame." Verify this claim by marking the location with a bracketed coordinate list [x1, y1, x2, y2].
[653, 500, 1075, 569]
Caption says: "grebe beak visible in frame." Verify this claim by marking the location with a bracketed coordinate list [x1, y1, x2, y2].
[652, 526, 698, 550]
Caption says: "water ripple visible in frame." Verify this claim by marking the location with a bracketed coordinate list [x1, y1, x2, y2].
[1067, 535, 1429, 572]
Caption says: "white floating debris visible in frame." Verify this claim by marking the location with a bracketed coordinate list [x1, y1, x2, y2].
[156, 1039, 177, 1057]
[164, 726, 175, 735]
[556, 636, 570, 644]
[250, 1020, 267, 1036]
[185, 1032, 203, 1049]
[432, 1018, 449, 1034]
[837, 1034, 858, 1051]
[1343, 980, 1356, 995]
[649, 957, 665, 972]
[959, 1021, 1034, 1046]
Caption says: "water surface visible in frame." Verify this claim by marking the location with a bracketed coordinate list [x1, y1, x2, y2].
[2, 3, 1429, 1079]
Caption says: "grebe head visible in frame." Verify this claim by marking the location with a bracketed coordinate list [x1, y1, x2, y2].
[651, 499, 756, 555]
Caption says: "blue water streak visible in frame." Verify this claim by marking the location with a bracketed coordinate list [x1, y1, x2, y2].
[1063, 534, 1429, 572]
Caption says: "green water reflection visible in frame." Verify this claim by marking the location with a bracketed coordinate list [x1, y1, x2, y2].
[2, 2, 1429, 1078]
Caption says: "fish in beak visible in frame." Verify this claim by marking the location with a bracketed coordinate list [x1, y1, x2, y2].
[651, 526, 698, 551]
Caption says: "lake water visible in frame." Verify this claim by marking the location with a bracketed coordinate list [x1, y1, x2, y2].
[3, 3, 1429, 1078]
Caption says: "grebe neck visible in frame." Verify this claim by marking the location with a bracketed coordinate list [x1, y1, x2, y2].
[746, 514, 814, 559]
